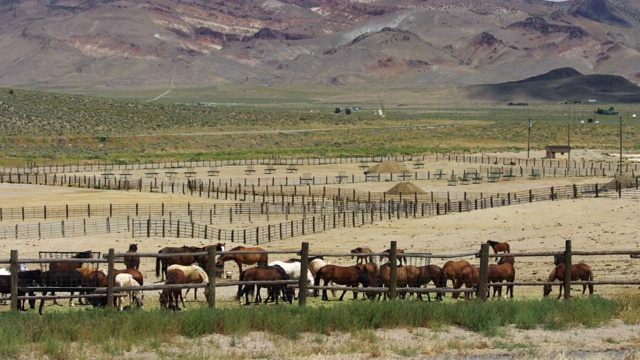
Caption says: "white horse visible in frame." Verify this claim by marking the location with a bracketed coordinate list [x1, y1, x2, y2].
[167, 264, 209, 301]
[0, 263, 29, 275]
[268, 260, 314, 298]
[114, 273, 144, 310]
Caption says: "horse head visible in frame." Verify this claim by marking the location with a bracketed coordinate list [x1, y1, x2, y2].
[73, 250, 93, 259]
[128, 244, 138, 252]
[543, 284, 553, 297]
[554, 254, 565, 266]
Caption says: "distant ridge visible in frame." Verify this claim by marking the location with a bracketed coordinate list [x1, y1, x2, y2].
[467, 68, 640, 102]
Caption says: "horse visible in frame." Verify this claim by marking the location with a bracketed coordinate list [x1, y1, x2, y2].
[355, 262, 379, 292]
[487, 256, 516, 299]
[236, 265, 293, 305]
[374, 263, 420, 300]
[216, 246, 268, 278]
[82, 269, 109, 308]
[167, 264, 209, 301]
[112, 268, 144, 286]
[314, 264, 370, 301]
[38, 269, 87, 314]
[487, 240, 510, 254]
[159, 268, 187, 310]
[156, 243, 224, 280]
[543, 262, 594, 299]
[0, 263, 30, 275]
[49, 250, 93, 271]
[114, 273, 144, 310]
[123, 244, 140, 270]
[441, 259, 472, 291]
[0, 269, 42, 311]
[351, 247, 374, 264]
[309, 258, 337, 298]
[453, 264, 479, 299]
[416, 265, 444, 302]
[268, 260, 314, 299]
[379, 248, 407, 266]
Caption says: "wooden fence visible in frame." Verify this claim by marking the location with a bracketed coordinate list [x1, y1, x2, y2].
[2, 240, 639, 311]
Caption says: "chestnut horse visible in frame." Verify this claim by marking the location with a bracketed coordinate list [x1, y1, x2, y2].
[49, 250, 93, 271]
[379, 248, 407, 266]
[416, 265, 444, 302]
[156, 243, 225, 280]
[159, 268, 187, 310]
[351, 247, 373, 264]
[453, 264, 479, 299]
[543, 262, 594, 299]
[441, 259, 472, 291]
[314, 264, 370, 301]
[374, 263, 421, 300]
[123, 244, 140, 270]
[486, 240, 510, 254]
[487, 256, 515, 299]
[216, 246, 268, 278]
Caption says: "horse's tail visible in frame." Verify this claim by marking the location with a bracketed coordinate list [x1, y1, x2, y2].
[155, 256, 161, 277]
[314, 268, 322, 286]
[357, 267, 369, 288]
[236, 270, 246, 300]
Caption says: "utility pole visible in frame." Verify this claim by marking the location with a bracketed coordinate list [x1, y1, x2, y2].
[527, 119, 532, 159]
[567, 123, 570, 169]
[619, 115, 623, 175]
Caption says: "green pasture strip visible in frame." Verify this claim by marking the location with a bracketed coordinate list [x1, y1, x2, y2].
[0, 296, 622, 358]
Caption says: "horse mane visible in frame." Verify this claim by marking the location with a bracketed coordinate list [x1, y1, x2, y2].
[486, 240, 499, 247]
[271, 265, 289, 279]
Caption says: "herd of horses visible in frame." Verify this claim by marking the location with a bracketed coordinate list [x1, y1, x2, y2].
[0, 239, 596, 312]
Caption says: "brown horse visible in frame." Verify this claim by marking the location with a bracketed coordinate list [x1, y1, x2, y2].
[351, 247, 373, 264]
[453, 264, 479, 299]
[216, 246, 268, 278]
[236, 265, 293, 305]
[416, 265, 444, 302]
[123, 244, 140, 270]
[374, 263, 421, 300]
[543, 262, 594, 299]
[314, 264, 370, 301]
[355, 262, 379, 299]
[487, 256, 516, 299]
[156, 243, 225, 280]
[112, 268, 144, 286]
[441, 259, 472, 290]
[159, 268, 187, 310]
[487, 240, 510, 254]
[49, 250, 93, 271]
[379, 248, 407, 266]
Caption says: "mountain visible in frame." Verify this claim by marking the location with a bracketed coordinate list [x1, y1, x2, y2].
[0, 0, 638, 102]
[467, 67, 640, 102]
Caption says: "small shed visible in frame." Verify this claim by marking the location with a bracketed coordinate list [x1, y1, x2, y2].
[545, 145, 571, 159]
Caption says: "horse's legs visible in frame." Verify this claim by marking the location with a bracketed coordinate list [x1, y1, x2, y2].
[179, 291, 186, 309]
[557, 285, 563, 299]
[338, 289, 348, 301]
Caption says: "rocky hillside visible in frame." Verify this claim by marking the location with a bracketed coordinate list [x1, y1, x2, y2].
[0, 0, 638, 102]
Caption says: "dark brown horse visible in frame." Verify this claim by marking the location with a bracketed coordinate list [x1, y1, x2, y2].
[314, 264, 370, 301]
[374, 263, 421, 300]
[156, 243, 225, 280]
[543, 262, 594, 299]
[159, 268, 187, 310]
[123, 244, 140, 270]
[379, 248, 407, 266]
[487, 256, 516, 299]
[355, 262, 379, 299]
[351, 247, 373, 264]
[453, 264, 479, 299]
[236, 265, 293, 305]
[416, 265, 444, 302]
[49, 250, 93, 271]
[216, 246, 268, 278]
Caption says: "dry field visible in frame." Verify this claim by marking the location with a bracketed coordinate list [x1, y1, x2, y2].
[2, 150, 640, 359]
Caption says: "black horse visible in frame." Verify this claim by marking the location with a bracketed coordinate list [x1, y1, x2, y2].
[38, 269, 87, 315]
[0, 269, 42, 311]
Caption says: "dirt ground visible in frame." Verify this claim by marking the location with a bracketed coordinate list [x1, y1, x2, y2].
[2, 150, 640, 359]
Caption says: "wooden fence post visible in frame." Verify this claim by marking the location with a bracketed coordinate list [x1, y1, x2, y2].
[389, 241, 397, 300]
[106, 248, 115, 309]
[477, 244, 489, 301]
[207, 246, 216, 308]
[563, 240, 572, 300]
[299, 242, 309, 306]
[10, 250, 19, 311]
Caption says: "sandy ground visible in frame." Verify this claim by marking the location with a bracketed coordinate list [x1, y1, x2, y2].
[2, 150, 640, 358]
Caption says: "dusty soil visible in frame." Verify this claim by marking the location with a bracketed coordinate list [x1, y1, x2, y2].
[2, 150, 640, 359]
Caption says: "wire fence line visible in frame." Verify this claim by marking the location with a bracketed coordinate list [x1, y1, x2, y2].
[1, 182, 638, 242]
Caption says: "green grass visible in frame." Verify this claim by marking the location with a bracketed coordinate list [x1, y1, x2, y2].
[2, 87, 640, 165]
[0, 296, 624, 358]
